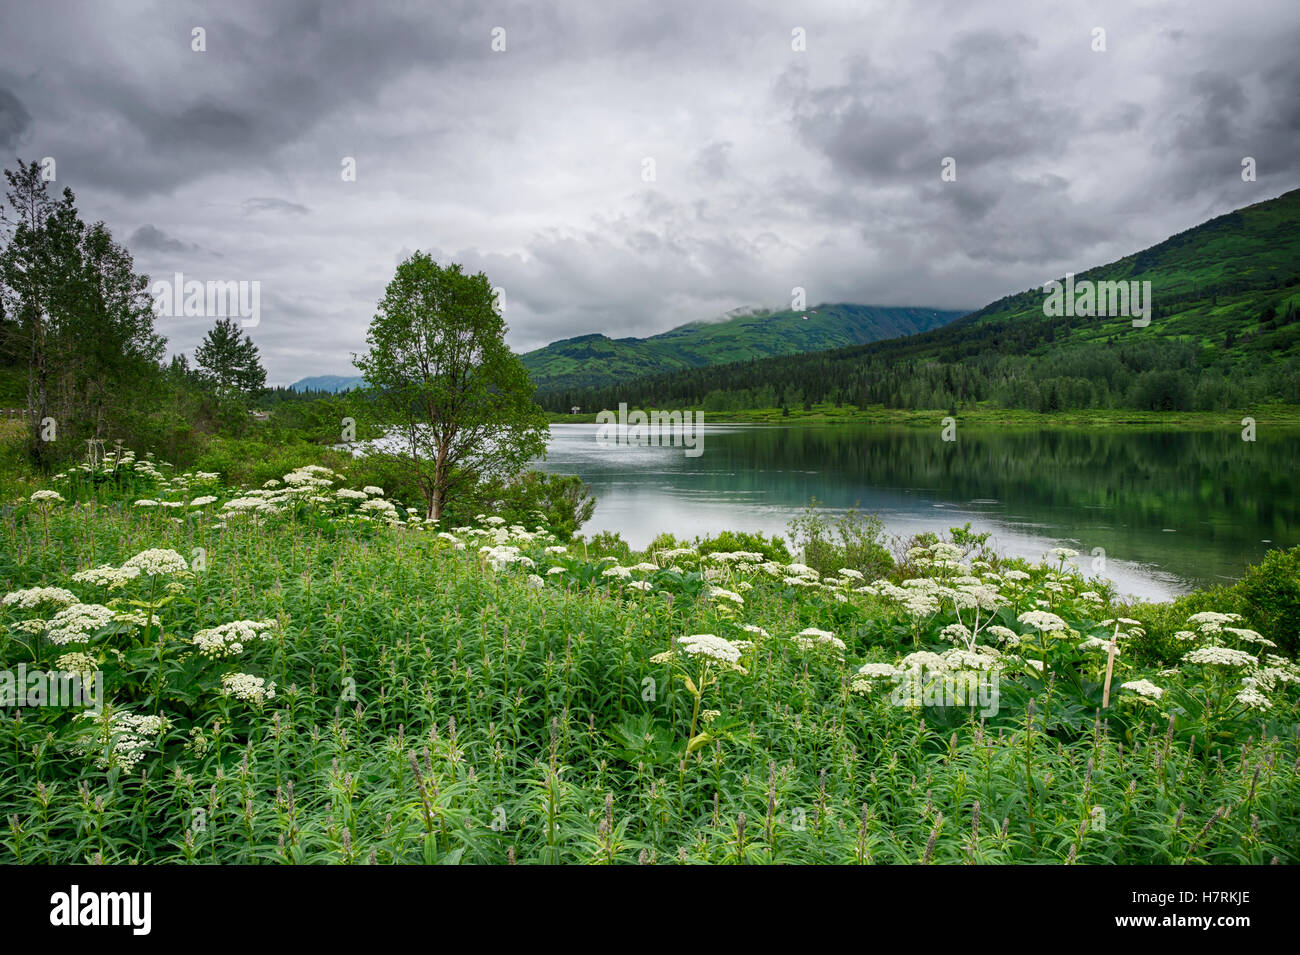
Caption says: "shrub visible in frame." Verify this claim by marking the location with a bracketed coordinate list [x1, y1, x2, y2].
[1236, 545, 1300, 657]
[576, 530, 634, 564]
[787, 498, 893, 578]
[445, 470, 595, 540]
[693, 529, 791, 563]
[1119, 585, 1243, 667]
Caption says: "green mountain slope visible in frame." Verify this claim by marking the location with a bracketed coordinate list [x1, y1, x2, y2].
[520, 304, 968, 392]
[287, 304, 967, 394]
[544, 188, 1300, 413]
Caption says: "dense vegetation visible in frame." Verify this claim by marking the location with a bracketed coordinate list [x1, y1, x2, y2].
[542, 189, 1300, 415]
[2, 448, 1297, 863]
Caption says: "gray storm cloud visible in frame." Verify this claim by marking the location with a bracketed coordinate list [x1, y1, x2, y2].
[1, 0, 1297, 384]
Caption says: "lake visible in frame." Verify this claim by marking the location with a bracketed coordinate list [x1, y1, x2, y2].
[534, 421, 1300, 601]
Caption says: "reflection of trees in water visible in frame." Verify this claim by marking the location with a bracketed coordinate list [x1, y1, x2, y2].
[689, 427, 1299, 584]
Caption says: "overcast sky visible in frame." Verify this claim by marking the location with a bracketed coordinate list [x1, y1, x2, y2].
[2, 0, 1298, 385]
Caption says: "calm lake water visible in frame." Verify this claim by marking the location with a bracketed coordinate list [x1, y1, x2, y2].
[534, 422, 1300, 601]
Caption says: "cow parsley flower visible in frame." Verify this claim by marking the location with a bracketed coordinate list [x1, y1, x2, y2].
[1223, 627, 1272, 646]
[940, 623, 972, 645]
[1120, 679, 1163, 700]
[899, 651, 948, 672]
[79, 708, 170, 771]
[1235, 685, 1271, 711]
[221, 672, 277, 704]
[674, 634, 744, 665]
[1017, 610, 1068, 633]
[191, 619, 278, 658]
[46, 603, 117, 645]
[793, 627, 846, 653]
[122, 548, 189, 578]
[706, 586, 744, 605]
[857, 662, 899, 679]
[1182, 646, 1258, 668]
[2, 586, 79, 610]
[55, 651, 98, 675]
[986, 625, 1021, 646]
[71, 565, 141, 589]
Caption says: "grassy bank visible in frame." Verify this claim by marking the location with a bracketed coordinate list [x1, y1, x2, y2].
[1, 453, 1297, 863]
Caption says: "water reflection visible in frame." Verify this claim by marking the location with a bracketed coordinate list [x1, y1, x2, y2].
[534, 422, 1300, 601]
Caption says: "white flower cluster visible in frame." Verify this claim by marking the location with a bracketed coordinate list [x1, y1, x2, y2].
[122, 548, 190, 578]
[55, 651, 98, 674]
[221, 672, 277, 704]
[191, 619, 279, 659]
[706, 586, 744, 606]
[1017, 610, 1068, 633]
[72, 564, 142, 589]
[792, 627, 846, 653]
[1182, 646, 1258, 668]
[481, 545, 536, 571]
[2, 586, 79, 610]
[79, 708, 170, 771]
[46, 603, 117, 645]
[667, 633, 745, 666]
[1120, 679, 1163, 700]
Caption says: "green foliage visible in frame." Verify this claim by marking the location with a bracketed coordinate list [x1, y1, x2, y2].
[194, 317, 267, 397]
[693, 529, 791, 563]
[1236, 546, 1300, 657]
[353, 251, 548, 519]
[445, 470, 595, 540]
[787, 498, 893, 578]
[2, 467, 1298, 864]
[0, 159, 165, 467]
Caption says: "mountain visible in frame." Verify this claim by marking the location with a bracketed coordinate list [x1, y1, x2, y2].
[288, 374, 364, 393]
[520, 303, 968, 393]
[287, 303, 969, 394]
[545, 188, 1300, 413]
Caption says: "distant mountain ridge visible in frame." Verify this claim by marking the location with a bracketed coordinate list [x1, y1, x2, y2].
[519, 303, 968, 393]
[288, 374, 365, 393]
[287, 302, 970, 393]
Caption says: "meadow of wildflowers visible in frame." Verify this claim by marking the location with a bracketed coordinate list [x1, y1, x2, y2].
[1, 448, 1297, 864]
